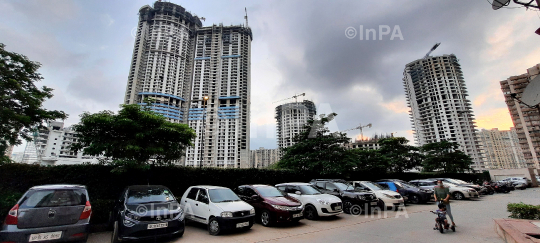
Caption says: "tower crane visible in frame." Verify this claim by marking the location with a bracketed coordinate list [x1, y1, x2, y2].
[341, 123, 372, 141]
[423, 43, 441, 59]
[272, 93, 306, 104]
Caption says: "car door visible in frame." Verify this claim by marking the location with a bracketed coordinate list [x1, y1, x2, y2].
[193, 189, 210, 224]
[183, 187, 199, 221]
[241, 187, 263, 212]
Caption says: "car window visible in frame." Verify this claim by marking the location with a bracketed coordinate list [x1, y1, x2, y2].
[20, 189, 87, 209]
[315, 182, 325, 189]
[276, 186, 286, 192]
[363, 182, 383, 191]
[298, 185, 322, 195]
[393, 182, 403, 189]
[208, 189, 240, 203]
[197, 189, 209, 204]
[326, 183, 338, 191]
[256, 186, 286, 197]
[187, 188, 199, 200]
[244, 187, 257, 197]
[127, 187, 174, 204]
[377, 183, 390, 189]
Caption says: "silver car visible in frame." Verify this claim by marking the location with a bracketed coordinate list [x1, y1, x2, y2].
[0, 184, 91, 243]
[500, 177, 531, 190]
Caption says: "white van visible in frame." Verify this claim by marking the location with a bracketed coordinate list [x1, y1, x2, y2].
[180, 186, 255, 235]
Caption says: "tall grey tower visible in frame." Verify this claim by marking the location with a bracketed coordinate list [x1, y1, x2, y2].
[275, 100, 317, 150]
[402, 54, 484, 171]
[124, 2, 202, 123]
[185, 25, 253, 168]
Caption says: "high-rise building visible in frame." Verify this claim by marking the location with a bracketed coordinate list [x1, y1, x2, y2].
[185, 25, 253, 168]
[403, 54, 483, 170]
[477, 128, 527, 169]
[250, 147, 279, 168]
[124, 2, 203, 123]
[275, 100, 317, 150]
[500, 63, 540, 169]
[124, 2, 253, 168]
[4, 145, 13, 158]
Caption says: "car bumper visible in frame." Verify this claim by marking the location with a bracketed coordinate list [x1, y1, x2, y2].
[464, 191, 479, 198]
[215, 215, 255, 230]
[273, 210, 304, 223]
[380, 198, 405, 207]
[119, 219, 185, 241]
[0, 223, 89, 243]
[318, 203, 343, 216]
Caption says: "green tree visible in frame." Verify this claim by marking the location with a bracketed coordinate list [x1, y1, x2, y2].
[71, 104, 196, 168]
[0, 43, 67, 162]
[276, 113, 356, 174]
[378, 137, 423, 173]
[350, 148, 389, 174]
[421, 140, 473, 173]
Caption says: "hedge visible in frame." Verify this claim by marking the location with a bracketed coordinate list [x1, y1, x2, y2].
[0, 163, 488, 225]
[508, 203, 540, 220]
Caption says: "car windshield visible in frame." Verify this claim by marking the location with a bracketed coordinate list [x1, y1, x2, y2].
[334, 182, 353, 191]
[421, 181, 437, 186]
[298, 185, 321, 195]
[256, 186, 286, 197]
[19, 189, 87, 209]
[400, 181, 418, 188]
[208, 188, 241, 203]
[126, 188, 174, 204]
[446, 179, 465, 184]
[362, 182, 384, 191]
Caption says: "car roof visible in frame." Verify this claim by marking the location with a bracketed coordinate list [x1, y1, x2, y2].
[191, 185, 230, 190]
[127, 185, 169, 191]
[275, 182, 311, 186]
[30, 184, 87, 190]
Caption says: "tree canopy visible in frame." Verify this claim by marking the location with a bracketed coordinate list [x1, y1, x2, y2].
[71, 104, 196, 167]
[0, 43, 67, 162]
[421, 140, 473, 173]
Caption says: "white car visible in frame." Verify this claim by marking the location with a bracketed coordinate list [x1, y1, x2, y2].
[410, 180, 478, 200]
[275, 183, 342, 220]
[180, 186, 255, 235]
[500, 177, 532, 189]
[351, 181, 404, 210]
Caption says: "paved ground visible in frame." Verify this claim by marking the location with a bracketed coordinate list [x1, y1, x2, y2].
[89, 188, 540, 243]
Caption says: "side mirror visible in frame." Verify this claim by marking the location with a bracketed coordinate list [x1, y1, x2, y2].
[295, 191, 301, 195]
[251, 194, 260, 200]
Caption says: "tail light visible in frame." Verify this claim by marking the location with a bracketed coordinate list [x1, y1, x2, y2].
[4, 204, 19, 225]
[79, 201, 92, 220]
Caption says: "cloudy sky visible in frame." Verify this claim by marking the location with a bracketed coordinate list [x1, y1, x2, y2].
[2, 0, 540, 152]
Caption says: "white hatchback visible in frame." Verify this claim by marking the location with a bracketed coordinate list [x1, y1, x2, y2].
[351, 181, 405, 210]
[275, 183, 342, 220]
[180, 186, 255, 235]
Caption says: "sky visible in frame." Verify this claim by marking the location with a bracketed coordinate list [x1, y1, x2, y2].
[1, 0, 540, 153]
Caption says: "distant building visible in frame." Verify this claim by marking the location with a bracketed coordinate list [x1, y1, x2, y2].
[500, 63, 540, 169]
[275, 100, 316, 151]
[477, 128, 527, 169]
[345, 134, 393, 150]
[4, 145, 13, 157]
[10, 152, 24, 163]
[250, 147, 279, 168]
[403, 54, 484, 171]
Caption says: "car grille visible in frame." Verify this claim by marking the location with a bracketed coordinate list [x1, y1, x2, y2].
[232, 210, 251, 217]
[139, 212, 179, 222]
[331, 202, 343, 211]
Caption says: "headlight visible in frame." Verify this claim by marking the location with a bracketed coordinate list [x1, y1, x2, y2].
[381, 193, 393, 199]
[468, 189, 475, 193]
[220, 212, 233, 217]
[271, 205, 301, 211]
[317, 199, 330, 205]
[125, 212, 140, 221]
[250, 208, 255, 215]
[358, 195, 366, 200]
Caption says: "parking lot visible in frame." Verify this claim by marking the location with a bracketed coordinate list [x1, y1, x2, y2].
[88, 189, 540, 243]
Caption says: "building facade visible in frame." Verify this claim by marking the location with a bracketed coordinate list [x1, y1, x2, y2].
[250, 147, 279, 168]
[275, 100, 317, 150]
[403, 54, 483, 170]
[500, 63, 540, 169]
[478, 128, 527, 169]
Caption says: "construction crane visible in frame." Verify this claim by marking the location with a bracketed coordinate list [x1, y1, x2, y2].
[272, 93, 306, 104]
[423, 43, 441, 59]
[342, 123, 372, 141]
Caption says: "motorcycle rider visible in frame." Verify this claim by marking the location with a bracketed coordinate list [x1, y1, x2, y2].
[433, 180, 456, 227]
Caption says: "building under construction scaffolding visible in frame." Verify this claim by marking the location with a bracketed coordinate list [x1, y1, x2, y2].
[275, 100, 317, 150]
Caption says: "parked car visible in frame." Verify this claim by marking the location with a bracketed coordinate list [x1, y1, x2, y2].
[350, 181, 405, 210]
[275, 183, 342, 220]
[310, 179, 378, 215]
[180, 185, 254, 235]
[499, 177, 532, 189]
[409, 180, 479, 200]
[376, 179, 433, 204]
[428, 178, 485, 194]
[110, 185, 185, 242]
[235, 185, 303, 227]
[0, 184, 91, 243]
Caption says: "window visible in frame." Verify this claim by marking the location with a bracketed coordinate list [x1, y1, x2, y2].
[186, 188, 199, 200]
[325, 183, 338, 191]
[197, 189, 209, 204]
[20, 189, 87, 209]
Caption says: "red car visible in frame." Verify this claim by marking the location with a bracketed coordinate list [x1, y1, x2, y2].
[235, 185, 304, 226]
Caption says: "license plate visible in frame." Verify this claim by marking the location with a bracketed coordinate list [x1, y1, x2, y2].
[335, 206, 342, 211]
[29, 232, 62, 242]
[293, 213, 302, 218]
[236, 222, 249, 228]
[370, 202, 378, 206]
[148, 222, 168, 229]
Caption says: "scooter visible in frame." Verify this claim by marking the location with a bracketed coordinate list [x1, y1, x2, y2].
[482, 182, 495, 195]
[431, 211, 455, 234]
[491, 182, 511, 193]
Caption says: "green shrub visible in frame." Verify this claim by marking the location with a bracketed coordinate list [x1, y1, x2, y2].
[508, 203, 540, 220]
[0, 190, 23, 224]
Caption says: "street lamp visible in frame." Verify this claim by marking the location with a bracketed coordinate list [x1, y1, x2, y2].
[199, 96, 209, 168]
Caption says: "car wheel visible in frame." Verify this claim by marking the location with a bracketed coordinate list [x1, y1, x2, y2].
[343, 200, 352, 214]
[260, 210, 273, 227]
[111, 221, 120, 243]
[453, 192, 464, 200]
[349, 204, 362, 215]
[208, 218, 221, 235]
[304, 205, 318, 220]
[410, 195, 420, 204]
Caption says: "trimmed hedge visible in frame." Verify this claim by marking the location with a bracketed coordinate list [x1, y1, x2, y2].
[508, 203, 540, 220]
[0, 163, 488, 224]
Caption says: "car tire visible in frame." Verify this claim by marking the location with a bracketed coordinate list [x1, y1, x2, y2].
[349, 204, 362, 215]
[260, 210, 273, 227]
[208, 217, 221, 235]
[111, 221, 120, 243]
[410, 195, 420, 204]
[453, 192, 464, 200]
[304, 205, 318, 220]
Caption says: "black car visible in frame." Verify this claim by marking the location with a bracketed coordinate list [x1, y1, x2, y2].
[109, 185, 185, 243]
[310, 179, 378, 215]
[376, 179, 434, 204]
